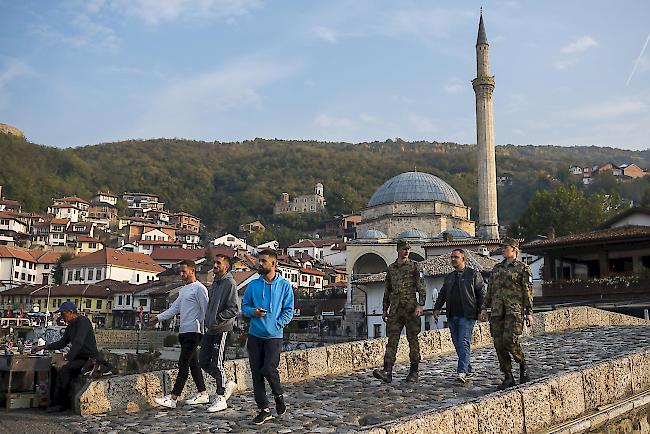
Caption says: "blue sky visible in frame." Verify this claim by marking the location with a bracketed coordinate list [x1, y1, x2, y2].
[0, 0, 649, 149]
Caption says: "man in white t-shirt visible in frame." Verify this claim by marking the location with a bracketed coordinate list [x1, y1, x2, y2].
[152, 259, 209, 409]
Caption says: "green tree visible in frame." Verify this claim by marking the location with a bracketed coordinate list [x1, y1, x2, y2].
[52, 253, 74, 285]
[517, 185, 616, 241]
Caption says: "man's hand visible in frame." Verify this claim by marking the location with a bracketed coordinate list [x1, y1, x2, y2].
[30, 345, 44, 355]
[149, 316, 159, 324]
[381, 310, 388, 322]
[479, 310, 488, 322]
[525, 314, 533, 327]
[433, 309, 440, 322]
[253, 308, 267, 318]
[415, 306, 424, 317]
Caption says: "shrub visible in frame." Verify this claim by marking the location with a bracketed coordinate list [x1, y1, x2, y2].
[163, 334, 179, 347]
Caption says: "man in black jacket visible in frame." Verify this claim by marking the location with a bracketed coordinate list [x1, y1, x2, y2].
[31, 301, 109, 412]
[199, 253, 240, 413]
[433, 249, 486, 383]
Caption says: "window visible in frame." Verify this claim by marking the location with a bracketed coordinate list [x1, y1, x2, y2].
[96, 269, 102, 280]
[118, 295, 123, 305]
[107, 300, 112, 309]
[75, 270, 81, 280]
[88, 269, 94, 281]
[44, 264, 49, 269]
[14, 271, 18, 279]
[136, 274, 140, 283]
[96, 300, 102, 310]
[21, 273, 25, 280]
[67, 270, 73, 281]
[140, 299, 148, 307]
[126, 295, 131, 305]
[89, 243, 96, 249]
[15, 259, 20, 266]
[86, 300, 91, 309]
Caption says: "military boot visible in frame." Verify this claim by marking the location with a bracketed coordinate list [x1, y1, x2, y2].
[372, 367, 392, 383]
[497, 371, 516, 390]
[404, 364, 419, 383]
[519, 363, 530, 384]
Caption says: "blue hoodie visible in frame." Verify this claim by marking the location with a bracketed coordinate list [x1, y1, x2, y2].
[242, 273, 294, 339]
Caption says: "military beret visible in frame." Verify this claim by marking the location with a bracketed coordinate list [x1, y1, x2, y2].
[396, 239, 411, 250]
[501, 237, 520, 248]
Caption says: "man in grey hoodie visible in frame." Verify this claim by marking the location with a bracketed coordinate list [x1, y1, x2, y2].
[199, 253, 240, 412]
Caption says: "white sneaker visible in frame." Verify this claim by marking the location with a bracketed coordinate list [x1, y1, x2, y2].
[223, 381, 237, 400]
[457, 372, 468, 383]
[185, 392, 210, 405]
[207, 396, 228, 413]
[154, 395, 177, 409]
[465, 371, 476, 380]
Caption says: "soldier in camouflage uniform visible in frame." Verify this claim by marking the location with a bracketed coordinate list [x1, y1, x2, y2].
[480, 237, 534, 390]
[372, 240, 426, 383]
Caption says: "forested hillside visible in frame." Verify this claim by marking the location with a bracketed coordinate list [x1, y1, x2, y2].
[1, 133, 649, 236]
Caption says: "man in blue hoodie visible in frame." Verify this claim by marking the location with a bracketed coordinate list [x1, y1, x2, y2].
[241, 249, 294, 425]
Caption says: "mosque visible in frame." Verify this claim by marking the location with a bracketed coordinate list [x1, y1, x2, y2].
[344, 12, 501, 336]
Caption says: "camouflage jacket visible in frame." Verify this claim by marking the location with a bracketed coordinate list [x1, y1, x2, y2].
[485, 259, 533, 314]
[383, 259, 426, 313]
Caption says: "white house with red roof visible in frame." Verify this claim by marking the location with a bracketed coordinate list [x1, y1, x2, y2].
[62, 248, 164, 285]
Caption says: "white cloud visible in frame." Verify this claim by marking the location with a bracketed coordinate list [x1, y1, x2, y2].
[314, 114, 355, 129]
[312, 26, 339, 43]
[133, 57, 297, 138]
[571, 99, 647, 120]
[443, 79, 465, 94]
[408, 114, 436, 133]
[553, 59, 577, 70]
[561, 36, 597, 54]
[0, 58, 33, 110]
[105, 0, 262, 25]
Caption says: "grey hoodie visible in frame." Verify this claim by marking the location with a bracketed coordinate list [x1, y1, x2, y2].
[205, 271, 240, 333]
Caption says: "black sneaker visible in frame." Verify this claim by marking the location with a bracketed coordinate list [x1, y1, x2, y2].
[274, 394, 286, 416]
[253, 408, 273, 425]
[372, 368, 392, 383]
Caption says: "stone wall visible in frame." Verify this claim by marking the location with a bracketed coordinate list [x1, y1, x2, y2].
[95, 330, 170, 349]
[76, 307, 649, 416]
[363, 348, 650, 434]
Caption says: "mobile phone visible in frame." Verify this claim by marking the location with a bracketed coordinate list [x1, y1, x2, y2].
[258, 308, 267, 313]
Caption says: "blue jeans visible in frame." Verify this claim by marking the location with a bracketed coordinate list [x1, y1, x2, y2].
[448, 316, 476, 373]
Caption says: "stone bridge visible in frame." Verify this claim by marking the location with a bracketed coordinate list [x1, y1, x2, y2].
[5, 307, 650, 433]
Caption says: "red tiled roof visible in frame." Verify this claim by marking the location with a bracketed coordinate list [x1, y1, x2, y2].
[0, 284, 45, 295]
[63, 248, 165, 273]
[31, 279, 139, 298]
[0, 199, 21, 207]
[0, 246, 36, 262]
[138, 239, 181, 245]
[56, 196, 90, 204]
[523, 225, 650, 251]
[300, 267, 325, 276]
[0, 211, 24, 221]
[150, 247, 206, 261]
[77, 236, 102, 243]
[289, 238, 344, 248]
[50, 218, 70, 225]
[231, 270, 257, 285]
[30, 250, 64, 264]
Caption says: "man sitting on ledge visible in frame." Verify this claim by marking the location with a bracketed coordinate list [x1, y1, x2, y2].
[31, 301, 111, 413]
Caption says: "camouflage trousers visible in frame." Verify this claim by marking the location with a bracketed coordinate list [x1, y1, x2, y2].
[489, 302, 525, 373]
[383, 306, 421, 369]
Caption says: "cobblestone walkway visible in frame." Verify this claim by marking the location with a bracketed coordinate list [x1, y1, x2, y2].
[21, 326, 650, 433]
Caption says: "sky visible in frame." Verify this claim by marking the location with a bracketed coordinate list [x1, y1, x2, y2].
[0, 0, 649, 150]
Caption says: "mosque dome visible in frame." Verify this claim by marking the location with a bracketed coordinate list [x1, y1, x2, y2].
[367, 172, 464, 207]
[358, 229, 388, 239]
[436, 228, 473, 239]
[397, 229, 430, 239]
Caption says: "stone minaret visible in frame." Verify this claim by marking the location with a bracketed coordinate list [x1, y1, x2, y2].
[472, 11, 499, 240]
